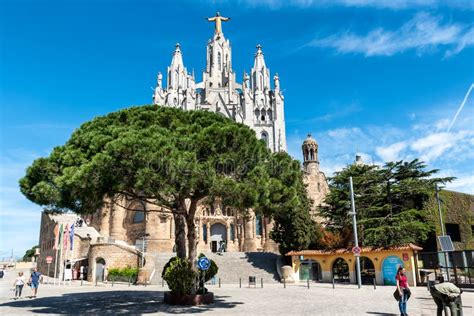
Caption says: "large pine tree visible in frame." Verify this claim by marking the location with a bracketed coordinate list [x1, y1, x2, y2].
[318, 160, 453, 248]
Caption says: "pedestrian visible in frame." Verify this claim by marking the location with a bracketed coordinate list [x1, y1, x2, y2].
[12, 272, 26, 299]
[396, 266, 411, 316]
[430, 281, 463, 316]
[29, 267, 42, 298]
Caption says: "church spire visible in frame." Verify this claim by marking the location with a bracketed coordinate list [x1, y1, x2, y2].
[251, 44, 270, 91]
[170, 43, 184, 68]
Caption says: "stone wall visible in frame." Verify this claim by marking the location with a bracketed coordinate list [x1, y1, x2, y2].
[88, 243, 139, 282]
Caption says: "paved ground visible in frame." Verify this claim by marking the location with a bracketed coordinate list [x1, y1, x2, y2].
[1, 268, 472, 315]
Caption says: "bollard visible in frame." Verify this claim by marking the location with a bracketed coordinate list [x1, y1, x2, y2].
[261, 278, 263, 288]
[81, 278, 83, 286]
[307, 278, 310, 289]
[144, 280, 147, 287]
[95, 278, 98, 287]
[219, 278, 221, 288]
[239, 278, 241, 288]
[332, 278, 335, 289]
[128, 277, 131, 287]
[373, 278, 376, 290]
[284, 278, 286, 288]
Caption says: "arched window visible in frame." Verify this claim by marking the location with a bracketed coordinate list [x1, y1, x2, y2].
[261, 109, 266, 121]
[261, 131, 268, 147]
[267, 109, 272, 121]
[256, 215, 263, 236]
[255, 109, 260, 120]
[310, 148, 315, 160]
[133, 211, 145, 223]
[218, 52, 221, 70]
[131, 202, 146, 223]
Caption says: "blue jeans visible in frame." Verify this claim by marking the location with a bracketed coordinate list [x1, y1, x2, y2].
[398, 289, 409, 315]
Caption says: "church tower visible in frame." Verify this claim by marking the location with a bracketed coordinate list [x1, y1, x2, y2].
[152, 12, 287, 152]
[302, 134, 319, 173]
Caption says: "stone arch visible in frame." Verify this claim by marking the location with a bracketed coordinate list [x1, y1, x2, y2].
[332, 257, 350, 283]
[358, 256, 376, 284]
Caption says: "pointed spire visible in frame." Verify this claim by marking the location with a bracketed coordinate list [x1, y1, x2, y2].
[253, 44, 266, 69]
[170, 43, 184, 68]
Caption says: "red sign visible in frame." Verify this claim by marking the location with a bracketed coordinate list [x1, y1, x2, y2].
[402, 253, 409, 261]
[46, 256, 53, 264]
[352, 246, 361, 255]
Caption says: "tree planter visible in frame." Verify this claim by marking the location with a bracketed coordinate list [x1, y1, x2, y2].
[164, 292, 214, 305]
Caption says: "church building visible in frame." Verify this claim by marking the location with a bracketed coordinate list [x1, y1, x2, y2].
[36, 13, 329, 284]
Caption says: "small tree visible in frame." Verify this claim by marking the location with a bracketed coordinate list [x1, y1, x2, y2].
[319, 159, 453, 248]
[22, 245, 38, 262]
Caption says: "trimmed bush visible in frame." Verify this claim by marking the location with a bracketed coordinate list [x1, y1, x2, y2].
[108, 267, 138, 281]
[162, 257, 197, 295]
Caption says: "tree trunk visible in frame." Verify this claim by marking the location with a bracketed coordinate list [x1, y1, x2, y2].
[186, 199, 199, 265]
[173, 211, 187, 259]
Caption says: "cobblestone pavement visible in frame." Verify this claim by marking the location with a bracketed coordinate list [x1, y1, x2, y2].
[1, 269, 473, 315]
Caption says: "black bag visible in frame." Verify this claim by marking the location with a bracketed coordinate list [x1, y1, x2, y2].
[393, 289, 401, 301]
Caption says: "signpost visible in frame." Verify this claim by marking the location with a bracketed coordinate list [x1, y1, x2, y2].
[352, 246, 361, 256]
[197, 256, 211, 295]
[349, 177, 362, 289]
[46, 256, 53, 284]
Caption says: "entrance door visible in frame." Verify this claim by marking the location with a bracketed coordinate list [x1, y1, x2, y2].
[96, 258, 105, 282]
[210, 223, 227, 253]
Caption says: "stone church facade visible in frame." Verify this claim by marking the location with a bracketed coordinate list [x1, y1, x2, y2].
[36, 14, 329, 283]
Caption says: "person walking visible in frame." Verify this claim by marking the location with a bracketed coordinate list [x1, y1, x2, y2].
[430, 282, 463, 316]
[29, 267, 42, 298]
[396, 266, 411, 316]
[12, 272, 26, 299]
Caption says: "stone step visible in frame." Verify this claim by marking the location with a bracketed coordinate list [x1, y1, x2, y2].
[149, 252, 280, 284]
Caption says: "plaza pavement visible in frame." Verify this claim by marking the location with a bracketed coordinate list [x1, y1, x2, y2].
[0, 268, 472, 315]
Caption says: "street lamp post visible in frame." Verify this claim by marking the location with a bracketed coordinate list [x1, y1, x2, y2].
[349, 176, 362, 289]
[435, 184, 450, 280]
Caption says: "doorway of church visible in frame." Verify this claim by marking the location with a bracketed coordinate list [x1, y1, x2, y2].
[210, 223, 227, 253]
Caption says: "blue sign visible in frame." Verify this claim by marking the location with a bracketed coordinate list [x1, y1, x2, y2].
[197, 257, 211, 271]
[382, 255, 403, 285]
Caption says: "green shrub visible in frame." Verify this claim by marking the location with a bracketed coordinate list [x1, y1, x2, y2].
[108, 267, 138, 281]
[162, 257, 197, 295]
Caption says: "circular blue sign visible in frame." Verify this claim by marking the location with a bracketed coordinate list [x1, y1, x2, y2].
[382, 255, 404, 285]
[197, 257, 211, 271]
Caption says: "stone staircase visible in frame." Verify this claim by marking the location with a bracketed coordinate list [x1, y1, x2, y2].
[150, 252, 280, 285]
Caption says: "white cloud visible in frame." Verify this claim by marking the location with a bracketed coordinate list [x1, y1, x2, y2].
[410, 131, 473, 162]
[376, 141, 407, 161]
[233, 0, 472, 10]
[309, 13, 474, 57]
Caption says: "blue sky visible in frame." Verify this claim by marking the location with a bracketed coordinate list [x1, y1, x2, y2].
[1, 0, 473, 258]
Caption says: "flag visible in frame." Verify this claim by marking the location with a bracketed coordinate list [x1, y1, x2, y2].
[53, 224, 59, 250]
[63, 224, 69, 250]
[69, 224, 74, 251]
[57, 224, 63, 250]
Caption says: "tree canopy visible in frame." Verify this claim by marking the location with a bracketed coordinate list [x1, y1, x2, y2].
[318, 159, 453, 248]
[20, 105, 314, 262]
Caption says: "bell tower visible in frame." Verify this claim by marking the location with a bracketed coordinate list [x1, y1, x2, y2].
[302, 134, 319, 173]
